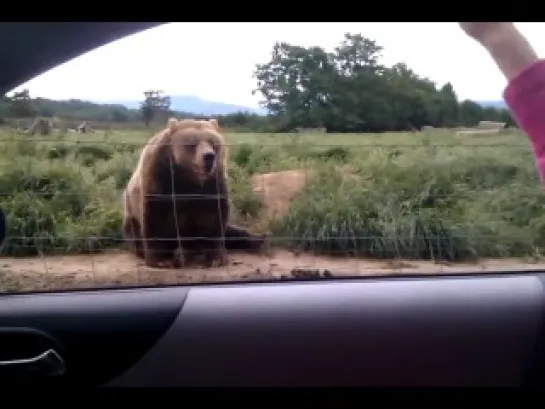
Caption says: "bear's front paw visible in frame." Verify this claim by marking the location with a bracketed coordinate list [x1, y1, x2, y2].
[172, 247, 187, 268]
[156, 259, 177, 268]
[144, 249, 175, 269]
[144, 251, 161, 268]
[204, 248, 229, 268]
[147, 258, 176, 269]
[253, 233, 273, 255]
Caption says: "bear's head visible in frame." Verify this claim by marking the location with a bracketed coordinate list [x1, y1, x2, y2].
[166, 118, 227, 183]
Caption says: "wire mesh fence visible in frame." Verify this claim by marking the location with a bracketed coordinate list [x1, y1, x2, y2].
[0, 126, 544, 293]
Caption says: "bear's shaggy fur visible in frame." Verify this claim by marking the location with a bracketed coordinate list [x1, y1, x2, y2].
[122, 118, 266, 268]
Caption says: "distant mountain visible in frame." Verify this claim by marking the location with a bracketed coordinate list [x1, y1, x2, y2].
[106, 95, 504, 115]
[104, 95, 266, 116]
[475, 100, 507, 109]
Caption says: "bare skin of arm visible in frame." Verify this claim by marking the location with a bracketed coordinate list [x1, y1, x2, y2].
[459, 23, 538, 81]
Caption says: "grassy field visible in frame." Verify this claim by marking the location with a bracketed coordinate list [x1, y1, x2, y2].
[0, 126, 543, 264]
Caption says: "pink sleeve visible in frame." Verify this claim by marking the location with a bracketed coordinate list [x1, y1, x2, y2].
[503, 59, 545, 182]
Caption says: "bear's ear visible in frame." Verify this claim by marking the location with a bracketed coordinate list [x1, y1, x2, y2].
[167, 118, 179, 132]
[208, 118, 220, 131]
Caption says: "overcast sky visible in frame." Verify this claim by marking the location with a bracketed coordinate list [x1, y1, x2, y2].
[10, 23, 545, 108]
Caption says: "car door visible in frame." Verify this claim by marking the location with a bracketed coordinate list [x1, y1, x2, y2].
[1, 22, 545, 387]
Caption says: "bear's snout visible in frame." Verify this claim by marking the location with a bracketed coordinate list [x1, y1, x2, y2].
[203, 152, 216, 173]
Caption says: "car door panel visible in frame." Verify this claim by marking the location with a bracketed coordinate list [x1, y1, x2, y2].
[2, 273, 542, 386]
[106, 274, 545, 386]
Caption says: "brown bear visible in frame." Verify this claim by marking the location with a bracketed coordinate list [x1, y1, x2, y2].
[122, 117, 266, 268]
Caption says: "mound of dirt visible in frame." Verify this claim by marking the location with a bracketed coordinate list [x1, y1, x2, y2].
[251, 169, 307, 220]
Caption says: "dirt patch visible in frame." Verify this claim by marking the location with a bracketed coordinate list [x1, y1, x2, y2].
[250, 168, 360, 220]
[252, 169, 307, 220]
[2, 249, 545, 293]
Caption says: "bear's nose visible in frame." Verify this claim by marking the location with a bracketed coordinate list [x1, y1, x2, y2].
[203, 152, 215, 172]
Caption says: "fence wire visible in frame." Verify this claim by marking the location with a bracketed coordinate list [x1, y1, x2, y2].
[0, 128, 543, 292]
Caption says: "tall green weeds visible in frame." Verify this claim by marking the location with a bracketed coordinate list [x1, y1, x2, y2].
[0, 129, 542, 262]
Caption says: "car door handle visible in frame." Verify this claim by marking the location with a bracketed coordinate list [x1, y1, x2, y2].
[0, 349, 66, 376]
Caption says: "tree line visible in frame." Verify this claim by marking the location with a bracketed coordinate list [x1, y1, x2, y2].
[0, 89, 140, 124]
[252, 33, 515, 132]
[0, 89, 270, 131]
[1, 32, 515, 133]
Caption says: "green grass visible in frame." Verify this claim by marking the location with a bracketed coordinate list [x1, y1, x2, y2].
[0, 126, 543, 262]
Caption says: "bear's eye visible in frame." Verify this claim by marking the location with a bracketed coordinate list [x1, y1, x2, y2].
[185, 143, 196, 152]
[208, 139, 219, 150]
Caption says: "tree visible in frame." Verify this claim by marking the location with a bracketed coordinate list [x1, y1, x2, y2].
[459, 100, 484, 127]
[436, 83, 460, 128]
[5, 89, 36, 118]
[140, 90, 171, 127]
[253, 32, 509, 133]
[254, 42, 338, 131]
[329, 33, 387, 132]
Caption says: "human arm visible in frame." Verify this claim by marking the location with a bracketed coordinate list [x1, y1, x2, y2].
[460, 23, 545, 181]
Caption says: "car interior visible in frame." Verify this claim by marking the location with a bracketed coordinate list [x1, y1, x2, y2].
[1, 22, 545, 387]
